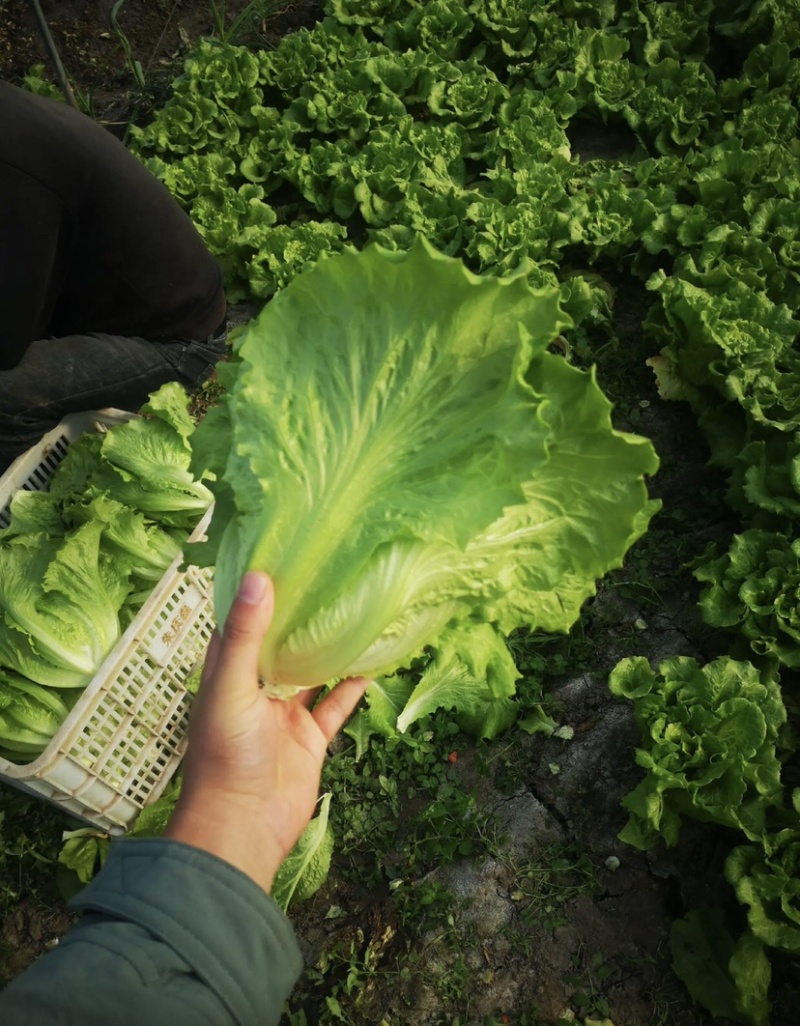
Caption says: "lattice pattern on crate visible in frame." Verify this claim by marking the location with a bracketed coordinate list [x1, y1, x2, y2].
[66, 569, 216, 808]
[0, 432, 71, 528]
[142, 566, 215, 662]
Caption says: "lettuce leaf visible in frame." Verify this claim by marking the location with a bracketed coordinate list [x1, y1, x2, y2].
[189, 237, 658, 696]
[0, 669, 71, 753]
[0, 522, 130, 687]
[271, 793, 335, 910]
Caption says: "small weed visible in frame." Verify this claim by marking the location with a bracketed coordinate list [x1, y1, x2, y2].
[0, 785, 69, 915]
[110, 1, 146, 93]
[301, 928, 395, 1025]
[323, 709, 491, 886]
[392, 879, 456, 932]
[503, 843, 597, 933]
[286, 909, 476, 1026]
[403, 789, 492, 871]
[562, 946, 617, 1021]
[189, 368, 228, 422]
[208, 0, 284, 46]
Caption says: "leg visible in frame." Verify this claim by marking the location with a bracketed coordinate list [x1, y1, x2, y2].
[0, 331, 226, 472]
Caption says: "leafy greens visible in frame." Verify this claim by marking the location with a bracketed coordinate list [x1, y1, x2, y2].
[190, 237, 659, 701]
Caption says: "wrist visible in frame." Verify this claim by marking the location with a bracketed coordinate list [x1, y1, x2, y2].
[164, 794, 284, 895]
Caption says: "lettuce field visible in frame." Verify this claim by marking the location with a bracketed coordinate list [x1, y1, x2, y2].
[1, 1, 800, 1024]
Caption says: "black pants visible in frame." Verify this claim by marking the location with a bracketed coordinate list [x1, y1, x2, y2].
[0, 329, 227, 474]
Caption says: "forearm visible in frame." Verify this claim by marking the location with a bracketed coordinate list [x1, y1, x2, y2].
[0, 839, 303, 1026]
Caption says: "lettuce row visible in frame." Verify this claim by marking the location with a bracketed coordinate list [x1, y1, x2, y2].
[130, 1, 732, 313]
[609, 648, 799, 1023]
[661, 789, 800, 1026]
[126, 0, 799, 401]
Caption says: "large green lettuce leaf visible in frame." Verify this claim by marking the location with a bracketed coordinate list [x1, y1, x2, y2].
[190, 237, 658, 695]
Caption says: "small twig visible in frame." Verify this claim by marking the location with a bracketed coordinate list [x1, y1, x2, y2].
[27, 0, 78, 109]
[143, 0, 183, 77]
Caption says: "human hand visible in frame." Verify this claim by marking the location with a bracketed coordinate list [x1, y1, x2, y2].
[165, 571, 369, 894]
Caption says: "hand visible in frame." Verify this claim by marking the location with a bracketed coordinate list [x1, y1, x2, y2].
[165, 571, 369, 894]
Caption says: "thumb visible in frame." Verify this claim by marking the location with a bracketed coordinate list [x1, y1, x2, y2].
[209, 571, 274, 694]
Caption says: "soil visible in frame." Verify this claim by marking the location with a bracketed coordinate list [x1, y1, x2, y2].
[0, 4, 795, 1024]
[0, 0, 321, 123]
[0, 888, 73, 983]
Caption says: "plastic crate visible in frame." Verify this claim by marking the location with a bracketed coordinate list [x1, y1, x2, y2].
[0, 411, 215, 833]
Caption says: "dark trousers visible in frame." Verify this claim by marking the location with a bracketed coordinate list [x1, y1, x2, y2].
[0, 330, 226, 473]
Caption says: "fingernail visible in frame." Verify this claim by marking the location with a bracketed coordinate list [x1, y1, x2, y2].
[238, 571, 268, 605]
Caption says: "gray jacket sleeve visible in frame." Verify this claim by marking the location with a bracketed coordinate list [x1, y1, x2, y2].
[0, 838, 303, 1026]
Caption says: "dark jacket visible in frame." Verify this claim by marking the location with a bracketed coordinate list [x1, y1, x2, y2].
[0, 82, 224, 369]
[0, 839, 303, 1025]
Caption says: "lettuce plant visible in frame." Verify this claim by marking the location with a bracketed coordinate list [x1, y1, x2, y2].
[382, 0, 475, 60]
[695, 530, 800, 668]
[726, 791, 800, 956]
[189, 237, 658, 699]
[608, 655, 787, 847]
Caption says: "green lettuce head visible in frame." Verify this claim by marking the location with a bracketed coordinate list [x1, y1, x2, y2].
[609, 655, 787, 847]
[726, 791, 800, 956]
[189, 237, 659, 695]
[695, 529, 800, 668]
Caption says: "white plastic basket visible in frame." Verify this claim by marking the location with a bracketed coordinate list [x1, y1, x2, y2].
[0, 411, 214, 833]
